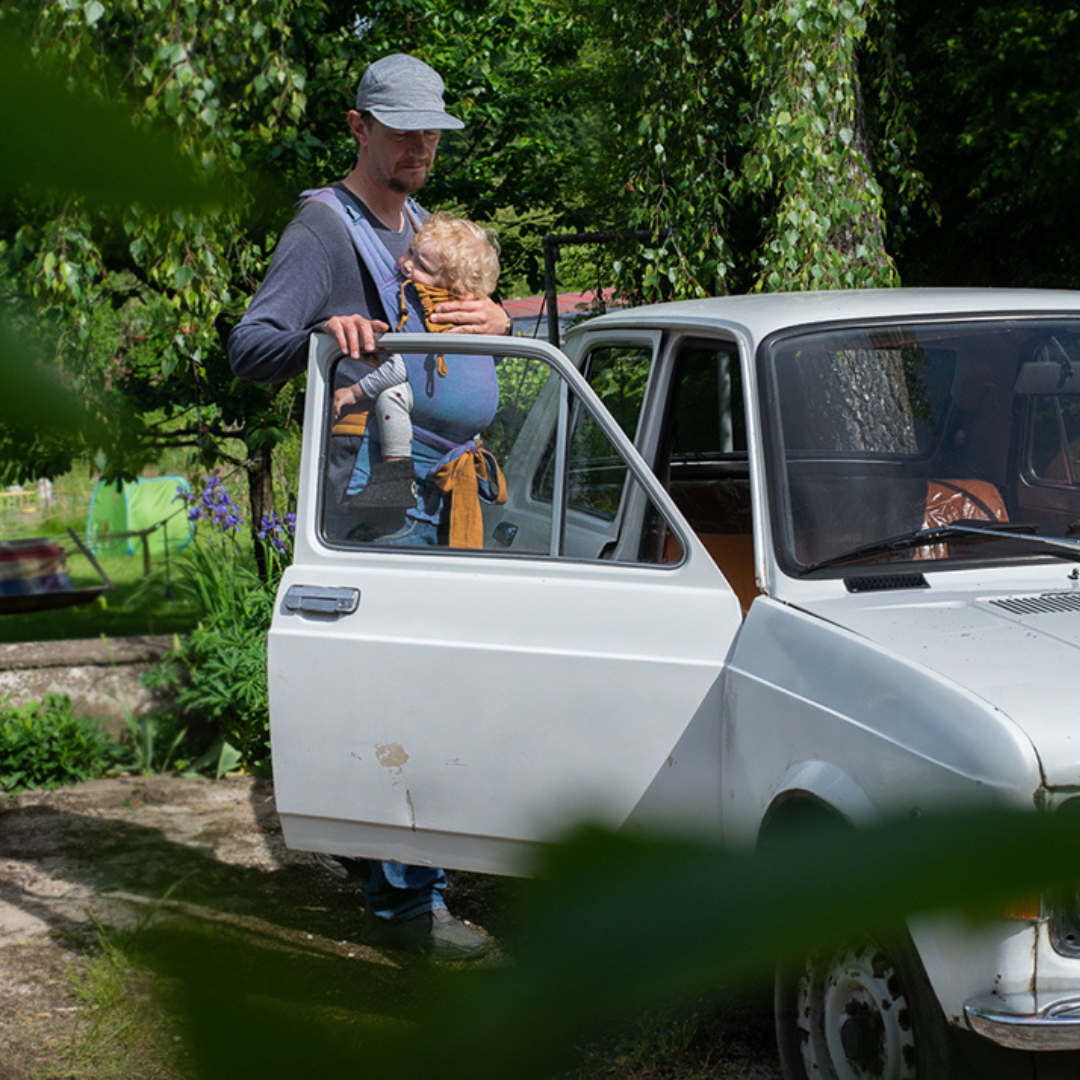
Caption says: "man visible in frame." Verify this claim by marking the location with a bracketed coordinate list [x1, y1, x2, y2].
[229, 53, 507, 960]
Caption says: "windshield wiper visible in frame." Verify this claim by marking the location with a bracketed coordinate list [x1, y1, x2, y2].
[802, 521, 1080, 573]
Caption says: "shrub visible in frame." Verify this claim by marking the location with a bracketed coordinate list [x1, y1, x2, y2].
[150, 476, 294, 774]
[0, 693, 121, 792]
[122, 709, 191, 776]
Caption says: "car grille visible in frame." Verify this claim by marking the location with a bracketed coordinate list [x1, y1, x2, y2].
[990, 592, 1080, 616]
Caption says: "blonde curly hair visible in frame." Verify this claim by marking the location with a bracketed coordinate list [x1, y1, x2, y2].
[414, 213, 500, 297]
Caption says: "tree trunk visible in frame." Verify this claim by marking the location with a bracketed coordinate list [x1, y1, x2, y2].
[829, 62, 888, 265]
[246, 445, 275, 582]
[816, 348, 918, 453]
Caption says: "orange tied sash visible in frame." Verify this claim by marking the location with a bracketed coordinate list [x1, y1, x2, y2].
[398, 280, 456, 377]
[331, 402, 372, 438]
[431, 442, 507, 549]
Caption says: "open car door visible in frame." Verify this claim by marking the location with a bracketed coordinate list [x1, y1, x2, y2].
[269, 332, 745, 875]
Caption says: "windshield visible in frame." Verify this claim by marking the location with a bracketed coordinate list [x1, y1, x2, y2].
[763, 317, 1080, 575]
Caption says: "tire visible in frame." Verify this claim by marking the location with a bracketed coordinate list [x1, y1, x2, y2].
[775, 927, 961, 1080]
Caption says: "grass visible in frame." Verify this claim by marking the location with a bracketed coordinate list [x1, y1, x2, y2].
[62, 925, 191, 1079]
[0, 853, 778, 1080]
[567, 994, 780, 1079]
[37, 909, 777, 1080]
[0, 436, 302, 644]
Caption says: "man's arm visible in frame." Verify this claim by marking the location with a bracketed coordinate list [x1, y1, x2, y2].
[229, 211, 388, 383]
[227, 217, 325, 383]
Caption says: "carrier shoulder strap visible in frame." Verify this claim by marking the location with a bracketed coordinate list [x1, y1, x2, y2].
[298, 186, 425, 331]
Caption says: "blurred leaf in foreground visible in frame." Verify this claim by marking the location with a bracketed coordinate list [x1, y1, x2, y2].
[0, 29, 222, 451]
[0, 302, 132, 471]
[0, 35, 219, 210]
[144, 807, 1080, 1079]
[1, 318, 81, 427]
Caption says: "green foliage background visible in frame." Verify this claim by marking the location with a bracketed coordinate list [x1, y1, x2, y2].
[2, 0, 1075, 502]
[895, 0, 1080, 288]
[2, 9, 1080, 1072]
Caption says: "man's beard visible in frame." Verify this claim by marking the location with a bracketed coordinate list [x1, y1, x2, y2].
[375, 157, 429, 196]
[389, 173, 428, 195]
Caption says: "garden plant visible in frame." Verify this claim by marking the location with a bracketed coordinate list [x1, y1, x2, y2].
[147, 475, 295, 774]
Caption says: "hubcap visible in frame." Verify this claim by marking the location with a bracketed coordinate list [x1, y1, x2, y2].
[796, 938, 917, 1080]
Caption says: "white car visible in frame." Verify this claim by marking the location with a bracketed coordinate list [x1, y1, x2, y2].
[269, 288, 1080, 1078]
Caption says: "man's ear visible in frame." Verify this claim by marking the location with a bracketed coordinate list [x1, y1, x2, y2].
[347, 110, 369, 148]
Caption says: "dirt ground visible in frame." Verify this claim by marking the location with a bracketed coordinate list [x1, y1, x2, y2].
[0, 775, 781, 1078]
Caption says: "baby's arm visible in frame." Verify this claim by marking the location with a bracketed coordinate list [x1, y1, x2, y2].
[356, 353, 408, 399]
[332, 355, 408, 420]
[333, 383, 364, 420]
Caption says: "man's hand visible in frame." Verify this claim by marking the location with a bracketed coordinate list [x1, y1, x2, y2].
[430, 295, 511, 335]
[322, 314, 390, 358]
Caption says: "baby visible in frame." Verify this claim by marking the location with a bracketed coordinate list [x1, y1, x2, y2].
[333, 213, 502, 508]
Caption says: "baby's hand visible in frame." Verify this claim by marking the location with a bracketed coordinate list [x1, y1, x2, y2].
[333, 384, 362, 420]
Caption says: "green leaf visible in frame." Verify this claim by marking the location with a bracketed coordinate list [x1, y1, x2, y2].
[173, 265, 196, 289]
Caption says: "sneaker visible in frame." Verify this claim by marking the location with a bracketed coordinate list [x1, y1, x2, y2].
[367, 907, 491, 961]
[344, 508, 408, 543]
[347, 459, 417, 510]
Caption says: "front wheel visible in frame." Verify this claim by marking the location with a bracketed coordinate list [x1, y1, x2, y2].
[775, 930, 961, 1079]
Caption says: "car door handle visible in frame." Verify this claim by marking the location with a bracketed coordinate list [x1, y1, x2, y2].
[283, 585, 360, 616]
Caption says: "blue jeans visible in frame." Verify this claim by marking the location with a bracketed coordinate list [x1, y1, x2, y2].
[364, 861, 448, 922]
[375, 513, 439, 548]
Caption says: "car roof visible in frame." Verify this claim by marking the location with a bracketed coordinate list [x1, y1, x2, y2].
[565, 288, 1080, 345]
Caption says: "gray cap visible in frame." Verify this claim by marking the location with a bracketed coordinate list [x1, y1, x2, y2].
[355, 54, 464, 131]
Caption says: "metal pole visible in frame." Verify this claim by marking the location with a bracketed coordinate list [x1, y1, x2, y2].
[539, 229, 661, 348]
[543, 236, 560, 347]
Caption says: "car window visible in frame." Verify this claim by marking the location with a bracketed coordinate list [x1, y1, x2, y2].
[579, 344, 653, 441]
[764, 319, 1080, 574]
[1028, 394, 1080, 484]
[321, 348, 683, 565]
[659, 342, 751, 539]
[524, 341, 664, 549]
[531, 395, 629, 519]
[667, 343, 746, 460]
[770, 331, 949, 457]
[654, 342, 757, 606]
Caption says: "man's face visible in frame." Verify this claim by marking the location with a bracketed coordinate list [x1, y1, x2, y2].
[353, 113, 441, 195]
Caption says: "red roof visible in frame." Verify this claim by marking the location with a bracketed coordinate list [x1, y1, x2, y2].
[503, 289, 617, 319]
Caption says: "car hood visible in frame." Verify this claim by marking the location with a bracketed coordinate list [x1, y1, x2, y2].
[802, 589, 1080, 788]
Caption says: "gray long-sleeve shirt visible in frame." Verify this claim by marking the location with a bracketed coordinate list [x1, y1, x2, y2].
[228, 186, 420, 517]
[228, 185, 417, 385]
